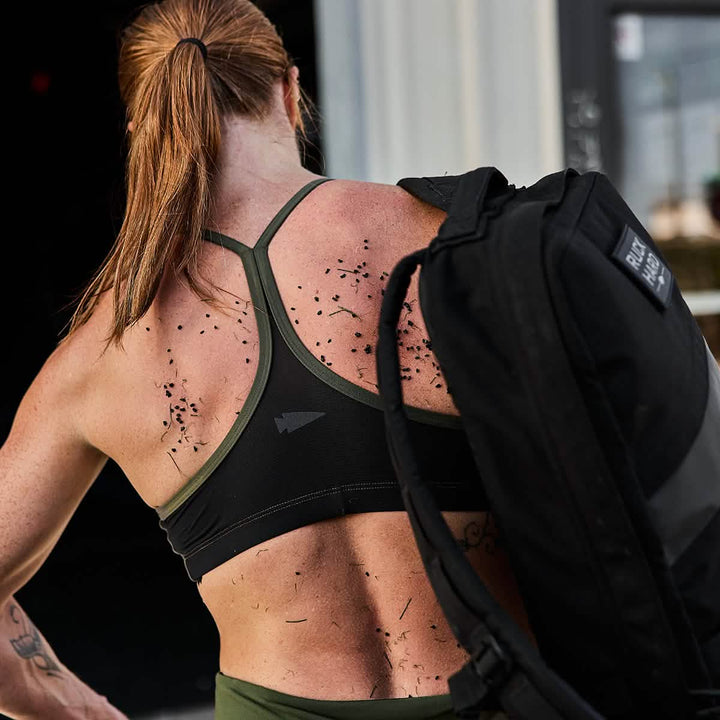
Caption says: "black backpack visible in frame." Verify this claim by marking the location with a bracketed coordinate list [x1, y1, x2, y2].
[376, 167, 720, 719]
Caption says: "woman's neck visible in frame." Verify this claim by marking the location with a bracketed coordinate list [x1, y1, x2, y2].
[211, 111, 318, 214]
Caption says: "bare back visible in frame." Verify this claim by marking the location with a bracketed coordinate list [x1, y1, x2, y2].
[73, 177, 532, 700]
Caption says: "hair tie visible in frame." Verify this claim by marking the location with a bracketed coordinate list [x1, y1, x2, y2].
[176, 37, 208, 60]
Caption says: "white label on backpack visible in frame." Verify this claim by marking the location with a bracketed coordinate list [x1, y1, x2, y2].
[611, 226, 674, 309]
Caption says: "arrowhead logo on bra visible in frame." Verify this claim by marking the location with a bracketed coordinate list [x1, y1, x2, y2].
[274, 411, 326, 434]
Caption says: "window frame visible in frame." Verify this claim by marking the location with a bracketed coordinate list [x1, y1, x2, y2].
[557, 0, 720, 182]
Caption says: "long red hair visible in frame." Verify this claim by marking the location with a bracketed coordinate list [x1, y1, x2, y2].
[67, 0, 308, 343]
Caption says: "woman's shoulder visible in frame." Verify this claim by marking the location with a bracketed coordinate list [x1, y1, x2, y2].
[7, 292, 116, 460]
[323, 176, 444, 213]
[306, 177, 447, 252]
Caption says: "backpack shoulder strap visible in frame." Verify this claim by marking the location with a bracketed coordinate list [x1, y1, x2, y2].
[397, 167, 508, 213]
[398, 167, 514, 247]
[396, 174, 460, 211]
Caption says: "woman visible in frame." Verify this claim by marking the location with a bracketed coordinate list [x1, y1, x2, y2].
[0, 1, 532, 717]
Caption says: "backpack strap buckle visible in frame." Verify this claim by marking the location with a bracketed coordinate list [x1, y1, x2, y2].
[471, 629, 513, 687]
[448, 625, 514, 717]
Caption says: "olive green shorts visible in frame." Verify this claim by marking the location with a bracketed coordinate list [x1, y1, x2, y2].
[214, 672, 508, 720]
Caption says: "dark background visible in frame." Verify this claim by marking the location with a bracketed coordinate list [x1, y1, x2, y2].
[4, 1, 321, 716]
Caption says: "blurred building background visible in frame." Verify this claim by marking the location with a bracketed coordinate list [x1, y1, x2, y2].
[314, 0, 720, 352]
[315, 0, 563, 187]
[3, 0, 719, 719]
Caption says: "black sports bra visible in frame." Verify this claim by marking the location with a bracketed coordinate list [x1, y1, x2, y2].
[157, 178, 487, 581]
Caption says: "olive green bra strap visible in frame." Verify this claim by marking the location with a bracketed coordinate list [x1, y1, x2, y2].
[256, 178, 332, 250]
[204, 177, 332, 253]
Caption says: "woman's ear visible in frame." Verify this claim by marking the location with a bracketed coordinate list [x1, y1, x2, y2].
[127, 120, 135, 133]
[283, 65, 301, 129]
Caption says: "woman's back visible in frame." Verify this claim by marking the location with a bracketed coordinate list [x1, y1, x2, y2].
[74, 178, 455, 500]
[66, 176, 531, 700]
[0, 3, 526, 715]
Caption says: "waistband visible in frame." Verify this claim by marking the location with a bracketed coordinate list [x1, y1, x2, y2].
[214, 671, 507, 720]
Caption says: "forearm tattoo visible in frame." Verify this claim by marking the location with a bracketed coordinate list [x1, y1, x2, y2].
[7, 603, 63, 678]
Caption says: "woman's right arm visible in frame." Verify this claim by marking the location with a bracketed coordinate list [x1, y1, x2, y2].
[0, 345, 128, 719]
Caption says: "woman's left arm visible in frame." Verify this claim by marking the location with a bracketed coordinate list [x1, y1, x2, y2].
[0, 597, 129, 720]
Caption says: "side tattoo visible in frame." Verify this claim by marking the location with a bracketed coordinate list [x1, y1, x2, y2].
[456, 515, 500, 555]
[8, 604, 63, 678]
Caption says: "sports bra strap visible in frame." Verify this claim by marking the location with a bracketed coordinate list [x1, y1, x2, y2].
[255, 177, 332, 250]
[204, 177, 332, 252]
